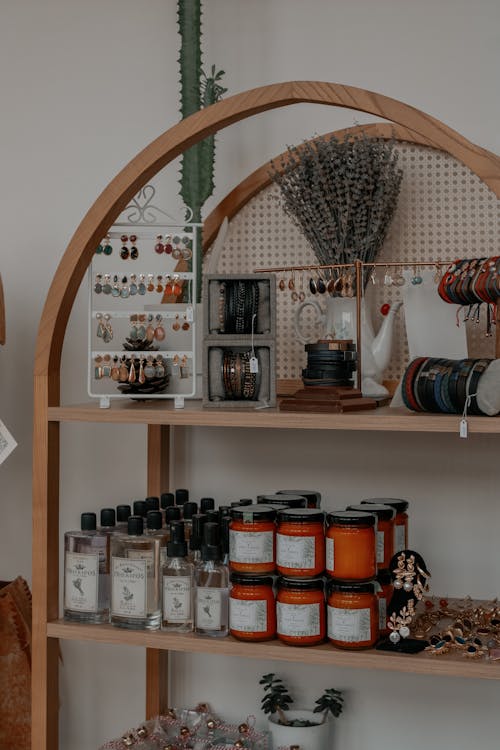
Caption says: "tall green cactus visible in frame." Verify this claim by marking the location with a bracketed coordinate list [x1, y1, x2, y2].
[178, 0, 226, 301]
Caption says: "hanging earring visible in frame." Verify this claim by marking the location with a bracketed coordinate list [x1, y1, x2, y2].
[164, 275, 173, 295]
[383, 266, 393, 286]
[172, 354, 180, 375]
[278, 269, 286, 291]
[164, 235, 173, 255]
[95, 241, 103, 255]
[94, 275, 103, 294]
[128, 358, 136, 383]
[103, 235, 113, 256]
[111, 275, 120, 298]
[172, 275, 182, 296]
[94, 355, 103, 379]
[102, 274, 112, 295]
[130, 234, 139, 260]
[137, 314, 146, 340]
[138, 357, 146, 384]
[182, 314, 190, 331]
[101, 354, 112, 378]
[154, 234, 164, 254]
[370, 266, 377, 285]
[180, 354, 189, 378]
[120, 234, 129, 260]
[181, 236, 193, 260]
[129, 314, 138, 341]
[156, 275, 164, 293]
[120, 276, 130, 298]
[129, 274, 138, 296]
[411, 265, 423, 285]
[111, 356, 120, 381]
[433, 264, 442, 284]
[119, 356, 129, 382]
[155, 355, 166, 377]
[146, 315, 155, 342]
[103, 314, 113, 343]
[154, 314, 166, 341]
[138, 274, 146, 295]
[96, 313, 105, 338]
[172, 236, 182, 260]
[172, 314, 181, 332]
[147, 274, 155, 292]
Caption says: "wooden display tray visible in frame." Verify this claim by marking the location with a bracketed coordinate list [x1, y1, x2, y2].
[280, 385, 378, 413]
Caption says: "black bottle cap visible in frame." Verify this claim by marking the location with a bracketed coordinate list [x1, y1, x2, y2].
[161, 492, 175, 509]
[201, 522, 221, 561]
[100, 508, 116, 527]
[205, 510, 220, 524]
[127, 515, 144, 536]
[277, 576, 324, 592]
[166, 506, 181, 523]
[147, 510, 163, 530]
[347, 503, 395, 521]
[277, 489, 321, 508]
[326, 510, 376, 527]
[133, 500, 147, 518]
[182, 501, 198, 520]
[145, 496, 160, 512]
[231, 501, 241, 507]
[258, 494, 307, 508]
[81, 512, 96, 531]
[116, 504, 131, 523]
[277, 508, 325, 523]
[218, 505, 231, 519]
[362, 498, 409, 514]
[230, 505, 277, 522]
[167, 521, 188, 557]
[238, 499, 253, 506]
[327, 580, 376, 594]
[190, 513, 208, 551]
[220, 516, 231, 555]
[200, 497, 215, 512]
[175, 488, 189, 505]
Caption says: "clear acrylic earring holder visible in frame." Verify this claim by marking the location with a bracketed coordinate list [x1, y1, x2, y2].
[89, 221, 198, 409]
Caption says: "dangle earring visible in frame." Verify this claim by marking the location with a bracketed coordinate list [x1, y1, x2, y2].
[128, 358, 136, 384]
[96, 314, 105, 338]
[172, 314, 181, 332]
[120, 235, 130, 260]
[120, 276, 130, 298]
[370, 266, 377, 285]
[156, 275, 164, 293]
[138, 357, 146, 384]
[129, 274, 138, 296]
[94, 275, 103, 294]
[180, 355, 189, 378]
[164, 235, 173, 255]
[137, 314, 146, 340]
[130, 234, 139, 260]
[155, 355, 166, 377]
[433, 264, 442, 284]
[119, 356, 129, 382]
[154, 234, 164, 254]
[146, 315, 155, 342]
[411, 265, 423, 285]
[94, 355, 103, 379]
[103, 314, 113, 343]
[278, 270, 286, 291]
[172, 275, 182, 296]
[144, 356, 156, 380]
[164, 275, 173, 295]
[129, 315, 138, 341]
[383, 266, 393, 286]
[102, 274, 112, 295]
[182, 314, 190, 331]
[181, 236, 193, 260]
[298, 271, 306, 302]
[172, 354, 180, 375]
[138, 274, 146, 295]
[154, 314, 166, 341]
[111, 275, 120, 298]
[172, 236, 182, 260]
[111, 356, 120, 381]
[147, 274, 155, 293]
[102, 235, 113, 256]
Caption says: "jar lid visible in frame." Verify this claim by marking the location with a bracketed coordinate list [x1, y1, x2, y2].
[277, 489, 321, 505]
[277, 576, 324, 591]
[362, 498, 409, 514]
[277, 508, 325, 523]
[230, 505, 277, 522]
[326, 510, 376, 527]
[327, 580, 376, 594]
[230, 572, 274, 586]
[347, 503, 395, 521]
[376, 569, 393, 586]
[258, 494, 307, 508]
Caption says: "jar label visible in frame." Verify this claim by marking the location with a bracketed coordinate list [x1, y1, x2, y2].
[376, 531, 385, 564]
[394, 524, 405, 553]
[328, 606, 371, 643]
[163, 575, 192, 622]
[111, 557, 147, 618]
[229, 530, 274, 564]
[277, 602, 320, 637]
[230, 598, 267, 632]
[276, 534, 315, 569]
[378, 597, 387, 631]
[326, 537, 334, 571]
[196, 587, 222, 630]
[64, 552, 99, 612]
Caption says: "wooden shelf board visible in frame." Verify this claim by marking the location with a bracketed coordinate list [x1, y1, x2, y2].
[48, 401, 500, 434]
[47, 620, 500, 680]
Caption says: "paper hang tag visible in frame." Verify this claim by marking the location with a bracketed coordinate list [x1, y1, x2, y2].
[186, 306, 194, 323]
[460, 418, 468, 439]
[0, 418, 17, 465]
[249, 356, 259, 374]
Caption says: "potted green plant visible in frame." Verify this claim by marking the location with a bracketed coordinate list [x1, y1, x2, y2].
[260, 673, 343, 750]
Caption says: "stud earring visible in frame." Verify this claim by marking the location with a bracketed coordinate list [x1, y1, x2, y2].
[120, 235, 129, 260]
[154, 234, 164, 254]
[130, 234, 139, 260]
[154, 314, 166, 341]
[172, 314, 181, 332]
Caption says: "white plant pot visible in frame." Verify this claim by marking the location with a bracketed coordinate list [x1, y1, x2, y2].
[268, 710, 330, 750]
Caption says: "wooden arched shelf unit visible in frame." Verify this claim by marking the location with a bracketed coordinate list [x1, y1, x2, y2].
[0, 274, 5, 345]
[33, 81, 500, 750]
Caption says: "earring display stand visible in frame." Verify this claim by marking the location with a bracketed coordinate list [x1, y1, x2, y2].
[89, 221, 199, 409]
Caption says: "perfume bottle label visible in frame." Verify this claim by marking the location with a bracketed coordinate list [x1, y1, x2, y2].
[326, 537, 334, 571]
[376, 531, 385, 563]
[276, 534, 315, 569]
[230, 598, 267, 632]
[196, 587, 222, 630]
[394, 524, 405, 553]
[328, 606, 371, 643]
[276, 602, 320, 637]
[163, 576, 192, 622]
[64, 552, 99, 612]
[111, 557, 147, 618]
[229, 530, 274, 564]
[127, 548, 154, 572]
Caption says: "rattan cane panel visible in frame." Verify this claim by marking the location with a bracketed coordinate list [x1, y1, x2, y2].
[206, 144, 500, 380]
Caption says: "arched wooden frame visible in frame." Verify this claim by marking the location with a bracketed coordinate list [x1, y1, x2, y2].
[32, 81, 500, 749]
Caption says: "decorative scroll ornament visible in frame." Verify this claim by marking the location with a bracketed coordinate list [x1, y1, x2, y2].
[116, 184, 194, 226]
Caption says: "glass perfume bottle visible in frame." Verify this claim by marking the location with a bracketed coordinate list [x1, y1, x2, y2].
[110, 515, 161, 630]
[64, 512, 110, 624]
[182, 501, 198, 541]
[161, 521, 194, 632]
[146, 510, 168, 568]
[116, 504, 131, 532]
[189, 513, 207, 566]
[195, 522, 229, 637]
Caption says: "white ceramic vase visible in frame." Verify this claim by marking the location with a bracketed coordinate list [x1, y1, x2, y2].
[267, 710, 330, 750]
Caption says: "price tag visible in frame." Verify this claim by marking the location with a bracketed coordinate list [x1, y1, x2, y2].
[249, 356, 259, 374]
[186, 306, 193, 322]
[459, 418, 468, 439]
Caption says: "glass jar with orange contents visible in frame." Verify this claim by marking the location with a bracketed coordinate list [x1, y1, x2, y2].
[276, 509, 325, 577]
[362, 498, 409, 554]
[229, 573, 276, 641]
[229, 506, 276, 573]
[325, 511, 376, 582]
[376, 569, 393, 637]
[276, 576, 325, 646]
[347, 503, 395, 570]
[327, 580, 379, 650]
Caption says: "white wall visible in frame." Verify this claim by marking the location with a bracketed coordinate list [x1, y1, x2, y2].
[1, 1, 499, 748]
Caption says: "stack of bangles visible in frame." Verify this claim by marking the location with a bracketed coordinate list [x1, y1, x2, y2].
[438, 257, 499, 334]
[402, 357, 492, 414]
[218, 280, 259, 334]
[221, 350, 258, 400]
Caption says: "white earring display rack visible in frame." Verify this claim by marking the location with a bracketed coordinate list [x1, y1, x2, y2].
[89, 200, 199, 409]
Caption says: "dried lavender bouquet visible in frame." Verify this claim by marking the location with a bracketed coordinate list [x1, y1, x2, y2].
[270, 131, 403, 269]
